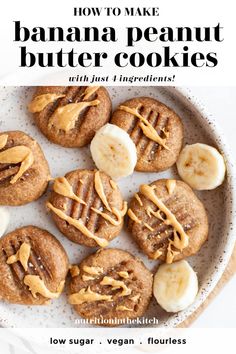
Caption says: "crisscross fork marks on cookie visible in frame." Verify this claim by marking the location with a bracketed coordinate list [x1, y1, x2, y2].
[3, 242, 26, 289]
[119, 104, 169, 149]
[135, 107, 160, 155]
[140, 184, 189, 250]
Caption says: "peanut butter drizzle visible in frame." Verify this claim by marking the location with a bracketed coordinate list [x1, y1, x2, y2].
[100, 276, 132, 297]
[128, 208, 154, 231]
[94, 171, 111, 212]
[53, 177, 86, 205]
[118, 271, 129, 279]
[81, 86, 100, 101]
[148, 212, 181, 248]
[28, 93, 66, 113]
[152, 249, 163, 260]
[24, 275, 64, 299]
[46, 202, 108, 247]
[130, 294, 140, 302]
[166, 242, 180, 264]
[146, 206, 164, 220]
[68, 286, 112, 305]
[119, 105, 169, 150]
[49, 171, 126, 236]
[127, 209, 141, 224]
[144, 222, 154, 231]
[0, 134, 8, 149]
[109, 179, 117, 190]
[48, 99, 100, 132]
[166, 179, 176, 195]
[140, 184, 189, 250]
[0, 146, 34, 184]
[161, 127, 168, 137]
[83, 266, 103, 275]
[82, 275, 95, 281]
[171, 229, 188, 250]
[69, 265, 80, 277]
[116, 305, 133, 311]
[93, 171, 127, 225]
[134, 193, 143, 206]
[7, 242, 31, 271]
[91, 202, 127, 226]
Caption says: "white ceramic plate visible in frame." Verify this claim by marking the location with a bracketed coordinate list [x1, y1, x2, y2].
[0, 86, 235, 328]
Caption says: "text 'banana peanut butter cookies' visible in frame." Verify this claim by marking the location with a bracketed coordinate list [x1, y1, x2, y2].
[111, 97, 183, 172]
[127, 179, 208, 263]
[68, 248, 153, 326]
[47, 169, 127, 247]
[0, 131, 50, 206]
[0, 226, 69, 305]
[28, 86, 111, 148]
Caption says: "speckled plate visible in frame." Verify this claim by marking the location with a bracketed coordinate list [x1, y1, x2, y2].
[0, 86, 235, 328]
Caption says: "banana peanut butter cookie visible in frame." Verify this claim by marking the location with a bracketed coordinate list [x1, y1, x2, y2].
[127, 179, 208, 263]
[0, 226, 69, 305]
[46, 169, 127, 247]
[28, 86, 112, 148]
[0, 131, 50, 206]
[111, 97, 183, 172]
[68, 248, 153, 326]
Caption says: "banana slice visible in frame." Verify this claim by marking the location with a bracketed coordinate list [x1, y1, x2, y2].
[90, 123, 137, 179]
[153, 260, 198, 313]
[176, 143, 226, 190]
[0, 207, 10, 237]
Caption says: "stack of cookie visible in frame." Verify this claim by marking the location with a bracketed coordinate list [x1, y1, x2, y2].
[0, 86, 226, 326]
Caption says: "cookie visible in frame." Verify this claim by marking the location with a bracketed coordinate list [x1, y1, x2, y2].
[46, 169, 127, 248]
[111, 97, 183, 172]
[127, 179, 208, 263]
[68, 248, 153, 326]
[0, 131, 50, 206]
[28, 86, 112, 147]
[0, 226, 69, 305]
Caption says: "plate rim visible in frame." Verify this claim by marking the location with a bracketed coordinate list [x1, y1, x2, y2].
[168, 86, 236, 326]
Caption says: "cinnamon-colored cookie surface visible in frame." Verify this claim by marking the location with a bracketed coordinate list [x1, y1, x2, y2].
[127, 179, 208, 263]
[68, 248, 153, 326]
[111, 97, 183, 172]
[47, 169, 127, 248]
[29, 86, 111, 147]
[0, 131, 50, 206]
[0, 226, 69, 305]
